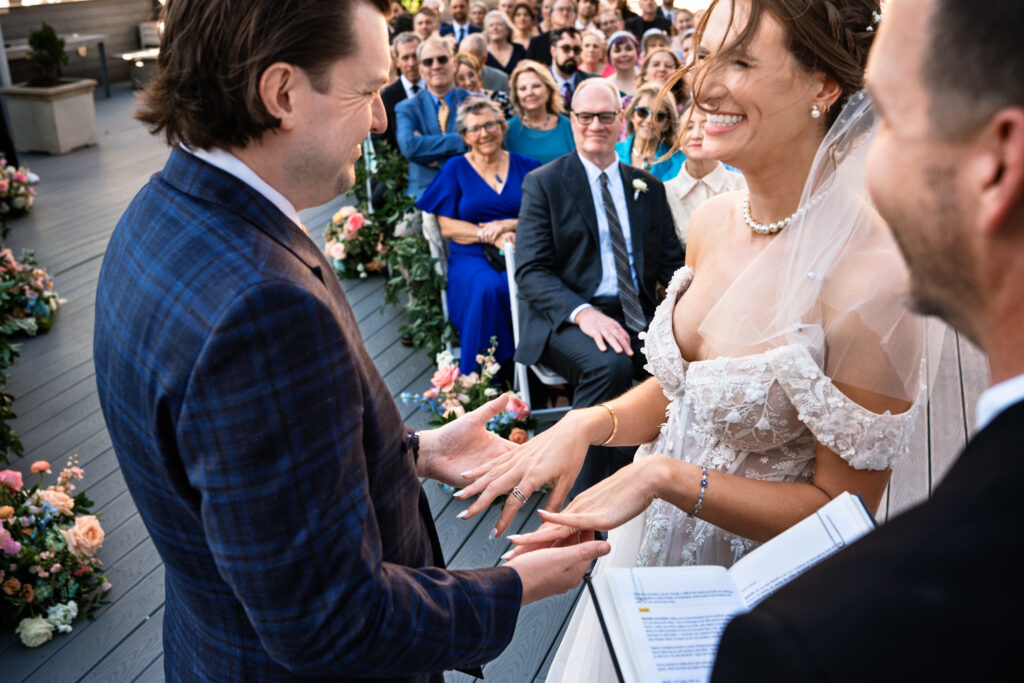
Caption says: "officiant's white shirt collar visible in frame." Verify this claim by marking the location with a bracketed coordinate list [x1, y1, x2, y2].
[975, 372, 1024, 432]
[182, 144, 304, 231]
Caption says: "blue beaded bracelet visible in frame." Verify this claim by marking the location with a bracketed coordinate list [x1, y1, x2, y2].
[692, 466, 709, 517]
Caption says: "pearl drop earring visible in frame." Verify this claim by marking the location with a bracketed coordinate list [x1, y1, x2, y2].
[811, 104, 822, 119]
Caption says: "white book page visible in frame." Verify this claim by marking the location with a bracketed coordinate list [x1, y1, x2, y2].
[598, 566, 748, 683]
[729, 491, 875, 609]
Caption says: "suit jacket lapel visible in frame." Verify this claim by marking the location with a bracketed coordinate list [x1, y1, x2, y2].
[566, 153, 601, 247]
[619, 162, 646, 281]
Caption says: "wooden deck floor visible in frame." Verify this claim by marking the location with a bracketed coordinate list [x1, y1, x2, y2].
[0, 85, 989, 681]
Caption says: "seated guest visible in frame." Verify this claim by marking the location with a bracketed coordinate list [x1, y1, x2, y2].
[461, 33, 510, 92]
[440, 0, 481, 44]
[580, 28, 610, 77]
[576, 0, 600, 31]
[526, 0, 577, 65]
[515, 78, 684, 492]
[625, 0, 671, 41]
[413, 6, 440, 41]
[416, 98, 541, 377]
[469, 1, 487, 30]
[455, 52, 514, 119]
[373, 31, 422, 154]
[511, 2, 540, 49]
[596, 7, 626, 38]
[606, 30, 640, 98]
[484, 10, 526, 74]
[638, 46, 687, 110]
[615, 83, 684, 181]
[670, 11, 694, 57]
[549, 27, 597, 110]
[664, 107, 745, 248]
[396, 38, 471, 196]
[505, 60, 575, 165]
[538, 0, 554, 33]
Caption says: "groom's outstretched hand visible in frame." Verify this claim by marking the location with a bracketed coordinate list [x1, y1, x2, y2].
[506, 535, 611, 605]
[417, 394, 516, 487]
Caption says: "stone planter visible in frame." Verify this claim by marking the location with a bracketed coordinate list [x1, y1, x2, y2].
[0, 78, 99, 155]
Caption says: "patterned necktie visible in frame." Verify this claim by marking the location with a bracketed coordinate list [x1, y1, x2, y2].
[599, 171, 647, 333]
[437, 98, 450, 132]
[562, 81, 573, 109]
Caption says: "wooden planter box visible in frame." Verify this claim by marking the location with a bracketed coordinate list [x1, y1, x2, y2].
[0, 78, 99, 155]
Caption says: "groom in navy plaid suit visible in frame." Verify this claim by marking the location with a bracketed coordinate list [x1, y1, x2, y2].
[93, 1, 608, 680]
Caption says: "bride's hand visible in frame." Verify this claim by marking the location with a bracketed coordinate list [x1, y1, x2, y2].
[455, 409, 605, 536]
[502, 456, 676, 558]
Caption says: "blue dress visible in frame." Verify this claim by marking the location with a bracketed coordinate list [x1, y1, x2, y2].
[615, 136, 686, 181]
[416, 153, 542, 375]
[504, 115, 575, 166]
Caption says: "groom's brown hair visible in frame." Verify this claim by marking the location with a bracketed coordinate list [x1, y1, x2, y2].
[136, 0, 389, 150]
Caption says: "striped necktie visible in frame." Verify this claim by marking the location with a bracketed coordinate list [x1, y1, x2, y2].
[437, 98, 450, 132]
[599, 171, 647, 333]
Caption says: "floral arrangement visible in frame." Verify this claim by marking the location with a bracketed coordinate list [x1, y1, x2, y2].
[0, 248, 61, 335]
[324, 206, 389, 280]
[1, 457, 111, 648]
[401, 339, 535, 442]
[0, 158, 36, 238]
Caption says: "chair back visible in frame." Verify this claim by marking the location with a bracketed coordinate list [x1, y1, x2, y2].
[421, 212, 449, 280]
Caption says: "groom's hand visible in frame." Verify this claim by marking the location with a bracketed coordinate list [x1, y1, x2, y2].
[417, 394, 516, 487]
[575, 307, 633, 356]
[506, 537, 611, 605]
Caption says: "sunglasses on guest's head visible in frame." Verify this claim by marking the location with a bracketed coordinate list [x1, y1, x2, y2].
[421, 55, 450, 68]
[573, 110, 618, 125]
[634, 106, 670, 122]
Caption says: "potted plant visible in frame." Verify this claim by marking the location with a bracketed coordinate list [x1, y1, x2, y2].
[0, 23, 98, 155]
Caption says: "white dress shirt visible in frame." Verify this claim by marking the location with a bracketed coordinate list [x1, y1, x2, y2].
[184, 144, 305, 232]
[976, 372, 1024, 432]
[570, 152, 638, 322]
[663, 160, 746, 247]
[400, 74, 422, 100]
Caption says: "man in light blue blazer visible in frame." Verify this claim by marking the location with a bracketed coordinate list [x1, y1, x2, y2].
[395, 37, 471, 197]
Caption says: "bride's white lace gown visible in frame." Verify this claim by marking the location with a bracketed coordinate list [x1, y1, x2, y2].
[546, 265, 922, 682]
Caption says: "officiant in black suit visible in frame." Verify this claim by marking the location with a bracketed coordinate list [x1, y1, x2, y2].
[373, 31, 422, 154]
[711, 1, 1024, 679]
[515, 77, 684, 493]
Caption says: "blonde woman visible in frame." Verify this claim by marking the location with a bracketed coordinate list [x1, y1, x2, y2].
[504, 60, 575, 164]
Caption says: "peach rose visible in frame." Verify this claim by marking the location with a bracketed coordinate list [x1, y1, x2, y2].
[30, 461, 51, 475]
[3, 577, 20, 595]
[508, 428, 528, 444]
[0, 505, 14, 519]
[0, 470, 23, 492]
[332, 205, 358, 225]
[21, 583, 33, 603]
[327, 241, 346, 261]
[60, 515, 104, 558]
[37, 489, 74, 516]
[430, 366, 460, 393]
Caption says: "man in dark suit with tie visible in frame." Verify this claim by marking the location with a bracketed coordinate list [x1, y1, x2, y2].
[94, 1, 609, 680]
[439, 0, 481, 45]
[711, 1, 1024, 679]
[526, 0, 578, 66]
[395, 37, 472, 196]
[549, 27, 596, 111]
[515, 77, 684, 493]
[373, 31, 422, 154]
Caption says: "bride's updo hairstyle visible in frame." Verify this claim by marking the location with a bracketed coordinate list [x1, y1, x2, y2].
[683, 0, 880, 130]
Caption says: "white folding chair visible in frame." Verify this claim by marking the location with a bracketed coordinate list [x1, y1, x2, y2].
[421, 212, 459, 361]
[504, 243, 572, 423]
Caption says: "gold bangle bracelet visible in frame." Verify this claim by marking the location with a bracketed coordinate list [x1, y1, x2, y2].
[598, 403, 618, 446]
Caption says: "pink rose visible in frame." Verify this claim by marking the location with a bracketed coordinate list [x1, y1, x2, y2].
[507, 395, 531, 420]
[0, 470, 23, 492]
[327, 241, 346, 261]
[0, 528, 20, 556]
[0, 180, 9, 194]
[12, 172, 26, 184]
[30, 461, 50, 475]
[430, 366, 460, 393]
[343, 213, 366, 237]
[59, 515, 104, 558]
[37, 489, 74, 516]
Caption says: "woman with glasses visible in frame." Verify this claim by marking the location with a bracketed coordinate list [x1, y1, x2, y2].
[415, 97, 541, 377]
[504, 60, 575, 165]
[615, 82, 685, 181]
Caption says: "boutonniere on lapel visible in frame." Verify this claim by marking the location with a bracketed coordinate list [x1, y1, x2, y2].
[632, 178, 648, 201]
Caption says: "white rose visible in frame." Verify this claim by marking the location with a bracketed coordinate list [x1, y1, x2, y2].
[16, 617, 54, 647]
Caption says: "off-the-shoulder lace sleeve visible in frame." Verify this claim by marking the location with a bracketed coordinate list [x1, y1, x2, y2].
[765, 345, 923, 470]
[640, 266, 694, 397]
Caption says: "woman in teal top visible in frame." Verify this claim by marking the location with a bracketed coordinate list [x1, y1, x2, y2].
[504, 60, 576, 165]
[615, 82, 685, 181]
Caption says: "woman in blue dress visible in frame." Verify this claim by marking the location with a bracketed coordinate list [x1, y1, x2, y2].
[416, 97, 541, 377]
[504, 60, 575, 166]
[615, 82, 685, 181]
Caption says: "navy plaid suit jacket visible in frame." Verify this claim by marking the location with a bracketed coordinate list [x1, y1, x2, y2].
[94, 148, 521, 681]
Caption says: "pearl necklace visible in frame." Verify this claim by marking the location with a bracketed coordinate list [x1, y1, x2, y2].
[743, 192, 824, 235]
